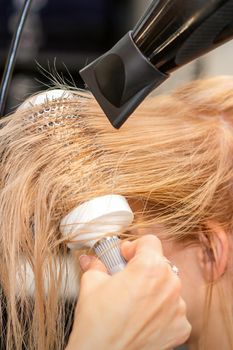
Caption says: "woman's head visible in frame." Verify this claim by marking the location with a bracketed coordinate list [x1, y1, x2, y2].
[0, 76, 233, 349]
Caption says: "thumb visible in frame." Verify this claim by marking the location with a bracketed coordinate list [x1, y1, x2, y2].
[121, 235, 163, 262]
[79, 254, 108, 273]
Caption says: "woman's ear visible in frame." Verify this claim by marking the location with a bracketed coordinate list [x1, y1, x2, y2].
[199, 221, 229, 282]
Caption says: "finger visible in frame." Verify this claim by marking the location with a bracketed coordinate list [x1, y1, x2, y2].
[121, 235, 166, 280]
[79, 255, 92, 271]
[121, 241, 133, 261]
[121, 234, 163, 262]
[79, 255, 108, 273]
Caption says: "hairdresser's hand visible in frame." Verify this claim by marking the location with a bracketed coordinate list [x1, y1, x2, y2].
[66, 235, 191, 350]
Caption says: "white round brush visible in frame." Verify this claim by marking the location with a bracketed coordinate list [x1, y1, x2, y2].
[60, 195, 134, 275]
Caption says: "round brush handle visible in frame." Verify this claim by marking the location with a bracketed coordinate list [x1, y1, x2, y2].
[93, 236, 126, 275]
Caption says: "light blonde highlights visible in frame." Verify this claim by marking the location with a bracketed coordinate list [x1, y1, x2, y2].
[0, 76, 233, 349]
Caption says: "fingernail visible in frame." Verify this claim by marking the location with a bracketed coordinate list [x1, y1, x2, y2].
[79, 255, 91, 271]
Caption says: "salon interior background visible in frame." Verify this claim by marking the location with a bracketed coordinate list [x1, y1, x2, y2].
[1, 0, 233, 114]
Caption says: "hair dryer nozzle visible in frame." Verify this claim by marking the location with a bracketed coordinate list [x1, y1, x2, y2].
[80, 0, 233, 128]
[80, 31, 168, 129]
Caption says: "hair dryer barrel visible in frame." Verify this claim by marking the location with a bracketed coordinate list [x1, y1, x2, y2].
[80, 0, 233, 128]
[133, 0, 233, 73]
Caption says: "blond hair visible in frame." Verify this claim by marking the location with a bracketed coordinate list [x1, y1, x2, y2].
[0, 76, 233, 349]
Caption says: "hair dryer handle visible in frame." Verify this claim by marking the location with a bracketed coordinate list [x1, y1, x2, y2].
[133, 0, 233, 73]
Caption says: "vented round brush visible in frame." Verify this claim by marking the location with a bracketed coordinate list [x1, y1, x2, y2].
[60, 195, 134, 275]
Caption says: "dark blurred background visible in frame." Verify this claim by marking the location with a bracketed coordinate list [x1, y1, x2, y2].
[0, 0, 135, 112]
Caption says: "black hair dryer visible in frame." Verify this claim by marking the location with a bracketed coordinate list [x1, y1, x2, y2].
[80, 0, 233, 129]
